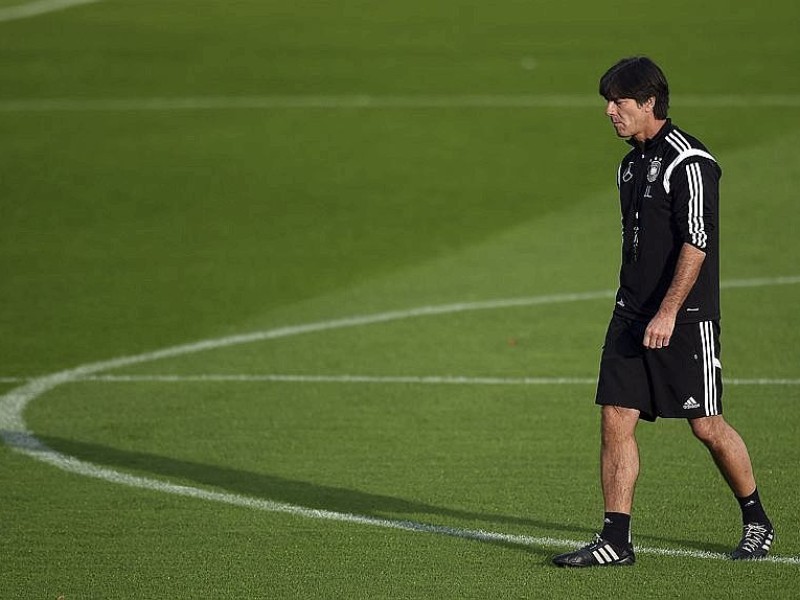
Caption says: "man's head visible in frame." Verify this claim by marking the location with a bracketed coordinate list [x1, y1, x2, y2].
[599, 56, 669, 142]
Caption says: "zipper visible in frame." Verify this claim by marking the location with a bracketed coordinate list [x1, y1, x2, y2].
[627, 152, 647, 263]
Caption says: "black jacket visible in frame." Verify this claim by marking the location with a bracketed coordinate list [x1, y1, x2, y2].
[613, 120, 721, 323]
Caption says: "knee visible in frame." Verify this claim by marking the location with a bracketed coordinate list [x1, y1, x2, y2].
[601, 405, 639, 443]
[689, 416, 726, 446]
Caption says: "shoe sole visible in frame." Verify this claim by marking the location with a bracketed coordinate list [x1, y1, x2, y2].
[553, 557, 635, 568]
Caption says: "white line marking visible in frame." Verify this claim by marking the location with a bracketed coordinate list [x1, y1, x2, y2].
[0, 0, 99, 22]
[1, 275, 800, 563]
[720, 274, 800, 289]
[1, 94, 800, 112]
[12, 436, 800, 564]
[74, 373, 599, 385]
[14, 373, 797, 386]
[10, 436, 800, 565]
[727, 379, 800, 386]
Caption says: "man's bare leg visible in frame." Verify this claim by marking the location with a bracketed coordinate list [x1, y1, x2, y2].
[551, 404, 640, 567]
[689, 415, 774, 559]
[688, 415, 754, 496]
[601, 405, 641, 515]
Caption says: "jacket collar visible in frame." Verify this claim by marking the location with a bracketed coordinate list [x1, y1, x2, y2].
[626, 118, 673, 152]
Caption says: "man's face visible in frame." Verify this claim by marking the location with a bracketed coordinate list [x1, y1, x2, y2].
[604, 97, 653, 141]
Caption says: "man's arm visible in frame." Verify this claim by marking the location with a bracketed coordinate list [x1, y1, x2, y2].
[643, 243, 706, 349]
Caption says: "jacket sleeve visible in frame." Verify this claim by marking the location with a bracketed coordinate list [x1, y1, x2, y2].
[668, 158, 720, 252]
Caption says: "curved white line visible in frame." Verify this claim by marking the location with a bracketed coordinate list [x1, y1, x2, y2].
[0, 0, 99, 22]
[1, 277, 799, 563]
[1, 288, 616, 436]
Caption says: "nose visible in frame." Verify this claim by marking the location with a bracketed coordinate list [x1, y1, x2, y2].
[605, 100, 617, 117]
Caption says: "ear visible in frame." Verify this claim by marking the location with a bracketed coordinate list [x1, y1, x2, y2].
[643, 96, 656, 113]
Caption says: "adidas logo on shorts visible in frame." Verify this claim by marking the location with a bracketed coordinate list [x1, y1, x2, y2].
[683, 397, 701, 410]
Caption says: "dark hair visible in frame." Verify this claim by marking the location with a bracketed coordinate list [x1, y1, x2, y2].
[599, 56, 670, 119]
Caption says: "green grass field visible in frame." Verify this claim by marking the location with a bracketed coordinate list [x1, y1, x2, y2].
[2, 1, 799, 598]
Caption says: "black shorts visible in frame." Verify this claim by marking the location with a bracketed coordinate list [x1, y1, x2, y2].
[595, 314, 723, 422]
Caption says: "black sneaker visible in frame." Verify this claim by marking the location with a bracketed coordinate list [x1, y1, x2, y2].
[730, 522, 775, 560]
[552, 534, 635, 568]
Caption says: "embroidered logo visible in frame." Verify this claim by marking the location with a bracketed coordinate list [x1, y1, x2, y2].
[622, 162, 634, 182]
[647, 157, 662, 182]
[683, 397, 701, 410]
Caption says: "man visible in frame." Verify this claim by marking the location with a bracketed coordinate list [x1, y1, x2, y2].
[552, 56, 774, 568]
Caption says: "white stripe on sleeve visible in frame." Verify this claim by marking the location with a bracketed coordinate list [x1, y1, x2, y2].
[686, 162, 707, 248]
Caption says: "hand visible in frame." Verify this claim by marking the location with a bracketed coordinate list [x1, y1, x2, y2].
[643, 311, 676, 349]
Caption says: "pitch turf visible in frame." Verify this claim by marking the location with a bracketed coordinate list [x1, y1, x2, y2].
[1, 1, 799, 598]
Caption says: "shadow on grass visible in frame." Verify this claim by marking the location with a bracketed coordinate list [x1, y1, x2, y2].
[34, 435, 575, 558]
[35, 435, 731, 557]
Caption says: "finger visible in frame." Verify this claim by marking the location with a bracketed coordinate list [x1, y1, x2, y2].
[644, 333, 668, 349]
[653, 336, 670, 349]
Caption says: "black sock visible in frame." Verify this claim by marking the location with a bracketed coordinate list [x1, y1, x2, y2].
[736, 488, 771, 526]
[601, 512, 631, 548]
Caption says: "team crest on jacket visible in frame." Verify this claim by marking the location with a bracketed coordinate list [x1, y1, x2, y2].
[647, 157, 662, 183]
